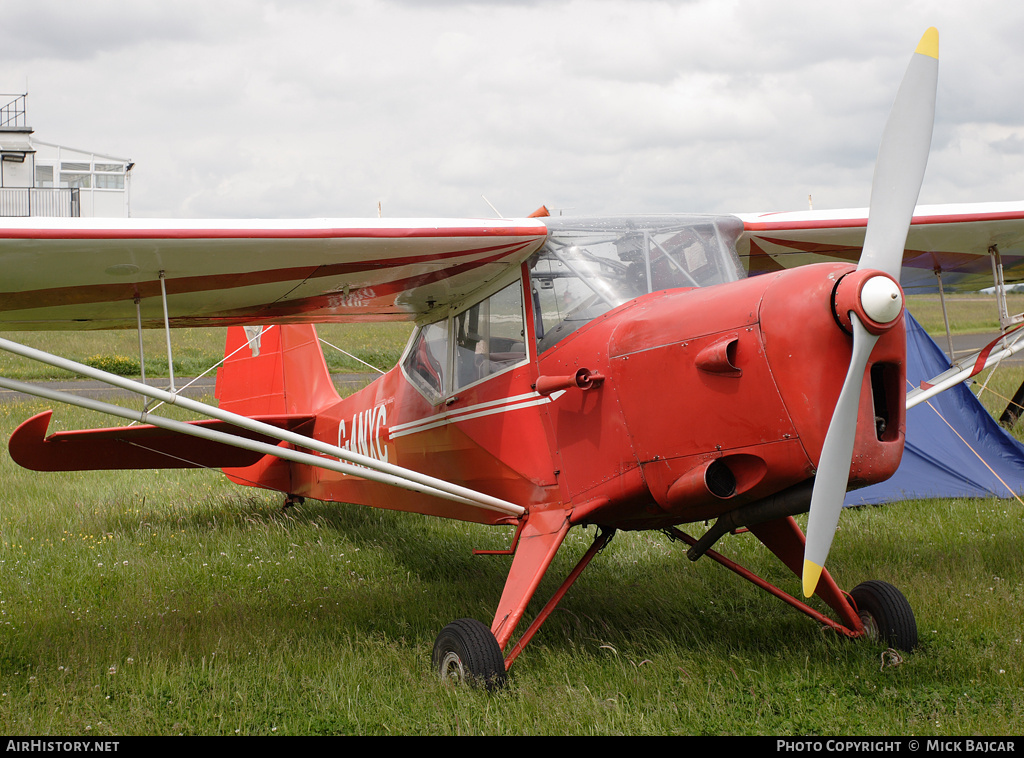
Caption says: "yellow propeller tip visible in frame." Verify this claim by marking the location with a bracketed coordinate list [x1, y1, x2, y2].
[915, 27, 939, 60]
[802, 559, 824, 598]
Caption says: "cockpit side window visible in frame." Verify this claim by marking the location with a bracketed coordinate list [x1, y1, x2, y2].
[453, 280, 526, 390]
[402, 320, 448, 404]
[401, 278, 529, 403]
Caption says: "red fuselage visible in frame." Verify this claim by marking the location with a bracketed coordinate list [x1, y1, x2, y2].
[239, 259, 906, 531]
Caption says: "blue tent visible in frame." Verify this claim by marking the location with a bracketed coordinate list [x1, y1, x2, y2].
[845, 312, 1024, 505]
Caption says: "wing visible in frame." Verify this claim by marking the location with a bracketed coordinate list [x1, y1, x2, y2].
[0, 217, 549, 330]
[736, 201, 1024, 292]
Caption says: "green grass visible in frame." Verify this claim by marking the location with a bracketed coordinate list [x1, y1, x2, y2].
[905, 293, 1024, 335]
[0, 398, 1022, 735]
[0, 305, 1021, 734]
[0, 323, 414, 381]
[972, 366, 1024, 428]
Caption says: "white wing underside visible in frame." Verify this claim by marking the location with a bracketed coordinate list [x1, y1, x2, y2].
[737, 201, 1024, 293]
[3, 203, 1024, 331]
[0, 217, 548, 330]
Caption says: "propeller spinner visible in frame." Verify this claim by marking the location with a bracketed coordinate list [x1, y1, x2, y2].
[802, 28, 939, 598]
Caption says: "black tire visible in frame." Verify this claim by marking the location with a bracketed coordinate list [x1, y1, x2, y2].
[432, 618, 507, 690]
[850, 580, 918, 652]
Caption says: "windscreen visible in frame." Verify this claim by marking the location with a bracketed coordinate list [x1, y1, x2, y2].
[529, 215, 744, 352]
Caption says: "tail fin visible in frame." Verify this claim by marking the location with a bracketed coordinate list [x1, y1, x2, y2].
[215, 324, 339, 417]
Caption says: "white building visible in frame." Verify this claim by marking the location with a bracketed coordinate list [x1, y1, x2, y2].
[0, 94, 133, 218]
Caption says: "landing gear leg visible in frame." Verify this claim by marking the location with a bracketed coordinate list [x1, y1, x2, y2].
[432, 618, 507, 690]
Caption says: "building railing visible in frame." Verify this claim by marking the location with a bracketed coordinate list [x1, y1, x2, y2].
[0, 187, 81, 218]
[0, 95, 27, 129]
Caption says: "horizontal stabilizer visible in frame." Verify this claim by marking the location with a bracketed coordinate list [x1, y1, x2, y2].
[9, 410, 313, 472]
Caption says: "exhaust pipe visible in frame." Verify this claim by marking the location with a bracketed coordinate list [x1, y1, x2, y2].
[684, 480, 814, 561]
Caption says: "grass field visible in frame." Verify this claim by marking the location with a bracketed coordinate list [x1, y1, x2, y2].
[905, 293, 1024, 335]
[0, 303, 1021, 735]
[0, 322, 414, 381]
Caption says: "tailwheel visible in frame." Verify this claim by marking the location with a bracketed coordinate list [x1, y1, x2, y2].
[850, 580, 918, 652]
[432, 618, 507, 690]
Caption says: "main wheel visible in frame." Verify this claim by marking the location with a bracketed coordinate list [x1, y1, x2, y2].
[432, 618, 507, 690]
[850, 579, 918, 652]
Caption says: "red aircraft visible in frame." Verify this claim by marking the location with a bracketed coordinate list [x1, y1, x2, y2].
[1, 29, 1022, 688]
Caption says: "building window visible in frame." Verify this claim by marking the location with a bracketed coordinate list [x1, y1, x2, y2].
[94, 174, 124, 189]
[35, 165, 53, 187]
[60, 172, 91, 188]
[58, 161, 126, 190]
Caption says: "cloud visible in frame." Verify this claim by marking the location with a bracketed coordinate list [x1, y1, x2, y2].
[2, 0, 1022, 219]
[0, 3, 213, 62]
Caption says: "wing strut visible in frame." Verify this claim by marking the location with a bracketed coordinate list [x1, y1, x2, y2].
[159, 270, 177, 393]
[933, 268, 956, 364]
[906, 324, 1024, 409]
[0, 336, 525, 518]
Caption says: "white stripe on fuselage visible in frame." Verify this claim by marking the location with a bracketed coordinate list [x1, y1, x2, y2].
[388, 390, 566, 439]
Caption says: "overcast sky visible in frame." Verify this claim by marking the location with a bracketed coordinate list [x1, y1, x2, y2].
[2, 0, 1022, 220]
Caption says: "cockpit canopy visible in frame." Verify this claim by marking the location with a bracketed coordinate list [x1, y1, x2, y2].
[401, 215, 745, 403]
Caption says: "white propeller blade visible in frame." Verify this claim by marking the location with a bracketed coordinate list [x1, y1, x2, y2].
[803, 317, 878, 597]
[802, 28, 938, 598]
[859, 28, 940, 280]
